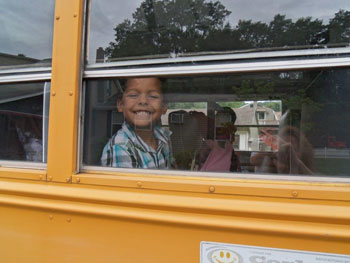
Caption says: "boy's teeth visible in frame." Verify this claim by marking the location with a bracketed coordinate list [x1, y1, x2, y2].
[136, 111, 150, 116]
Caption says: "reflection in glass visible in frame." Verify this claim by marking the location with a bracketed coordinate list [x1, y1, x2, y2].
[88, 0, 350, 63]
[0, 0, 55, 68]
[84, 68, 350, 177]
[0, 82, 50, 162]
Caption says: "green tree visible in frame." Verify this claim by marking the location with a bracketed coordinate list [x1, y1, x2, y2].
[261, 101, 281, 112]
[288, 17, 325, 45]
[168, 102, 207, 109]
[105, 1, 350, 60]
[105, 0, 231, 58]
[267, 14, 293, 47]
[217, 101, 246, 108]
[236, 20, 269, 48]
[328, 10, 350, 43]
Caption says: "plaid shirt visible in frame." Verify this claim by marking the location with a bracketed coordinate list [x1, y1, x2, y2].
[101, 122, 173, 169]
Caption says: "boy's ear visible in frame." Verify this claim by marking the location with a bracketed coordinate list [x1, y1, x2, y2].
[117, 99, 123, 112]
[161, 103, 168, 114]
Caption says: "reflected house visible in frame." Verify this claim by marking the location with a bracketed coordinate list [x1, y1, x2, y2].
[0, 52, 38, 66]
[162, 102, 280, 156]
[161, 109, 207, 126]
[234, 102, 280, 152]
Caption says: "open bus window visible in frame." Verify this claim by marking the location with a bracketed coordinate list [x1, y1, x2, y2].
[0, 82, 50, 163]
[83, 68, 350, 178]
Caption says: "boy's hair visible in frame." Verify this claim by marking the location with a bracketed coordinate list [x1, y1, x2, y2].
[116, 77, 168, 103]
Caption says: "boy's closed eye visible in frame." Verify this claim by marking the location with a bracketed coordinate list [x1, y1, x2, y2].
[148, 93, 161, 99]
[124, 92, 161, 100]
[125, 92, 138, 98]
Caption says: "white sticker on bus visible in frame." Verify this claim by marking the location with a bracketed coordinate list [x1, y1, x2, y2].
[200, 242, 350, 263]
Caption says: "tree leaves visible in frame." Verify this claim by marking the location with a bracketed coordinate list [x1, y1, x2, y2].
[105, 0, 350, 60]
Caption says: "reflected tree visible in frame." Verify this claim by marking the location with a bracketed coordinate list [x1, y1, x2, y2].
[105, 0, 231, 58]
[105, 0, 350, 59]
[236, 20, 269, 48]
[328, 10, 350, 43]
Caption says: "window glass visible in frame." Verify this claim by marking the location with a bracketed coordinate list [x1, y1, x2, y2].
[0, 0, 55, 69]
[87, 0, 350, 64]
[0, 82, 50, 163]
[83, 68, 350, 178]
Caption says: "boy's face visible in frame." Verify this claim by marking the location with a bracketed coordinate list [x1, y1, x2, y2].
[117, 78, 167, 129]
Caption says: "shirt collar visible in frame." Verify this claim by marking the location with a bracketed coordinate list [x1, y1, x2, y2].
[122, 122, 171, 152]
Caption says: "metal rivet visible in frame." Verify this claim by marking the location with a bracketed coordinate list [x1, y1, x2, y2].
[76, 178, 80, 183]
[209, 186, 215, 193]
[69, 91, 73, 96]
[292, 191, 298, 197]
[137, 181, 142, 188]
[56, 16, 60, 20]
[52, 92, 56, 96]
[66, 218, 71, 223]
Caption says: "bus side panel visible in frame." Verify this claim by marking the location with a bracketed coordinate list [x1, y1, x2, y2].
[0, 183, 349, 263]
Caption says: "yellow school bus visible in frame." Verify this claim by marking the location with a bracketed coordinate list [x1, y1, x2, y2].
[0, 0, 349, 262]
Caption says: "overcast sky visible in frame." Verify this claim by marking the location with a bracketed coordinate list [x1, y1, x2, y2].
[0, 0, 348, 62]
[0, 0, 55, 60]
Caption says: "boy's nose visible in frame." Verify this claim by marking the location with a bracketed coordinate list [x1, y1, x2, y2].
[138, 94, 148, 104]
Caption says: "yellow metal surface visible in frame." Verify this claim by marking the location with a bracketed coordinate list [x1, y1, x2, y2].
[47, 0, 84, 182]
[75, 172, 350, 201]
[0, 180, 349, 263]
[0, 167, 46, 181]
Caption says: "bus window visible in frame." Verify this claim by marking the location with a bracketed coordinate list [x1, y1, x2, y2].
[0, 82, 50, 163]
[0, 0, 55, 69]
[87, 0, 350, 65]
[83, 0, 350, 179]
[82, 68, 350, 178]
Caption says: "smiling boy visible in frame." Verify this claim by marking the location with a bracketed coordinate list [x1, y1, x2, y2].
[100, 77, 173, 169]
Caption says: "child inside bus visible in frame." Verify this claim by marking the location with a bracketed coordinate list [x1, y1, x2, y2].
[100, 77, 173, 169]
